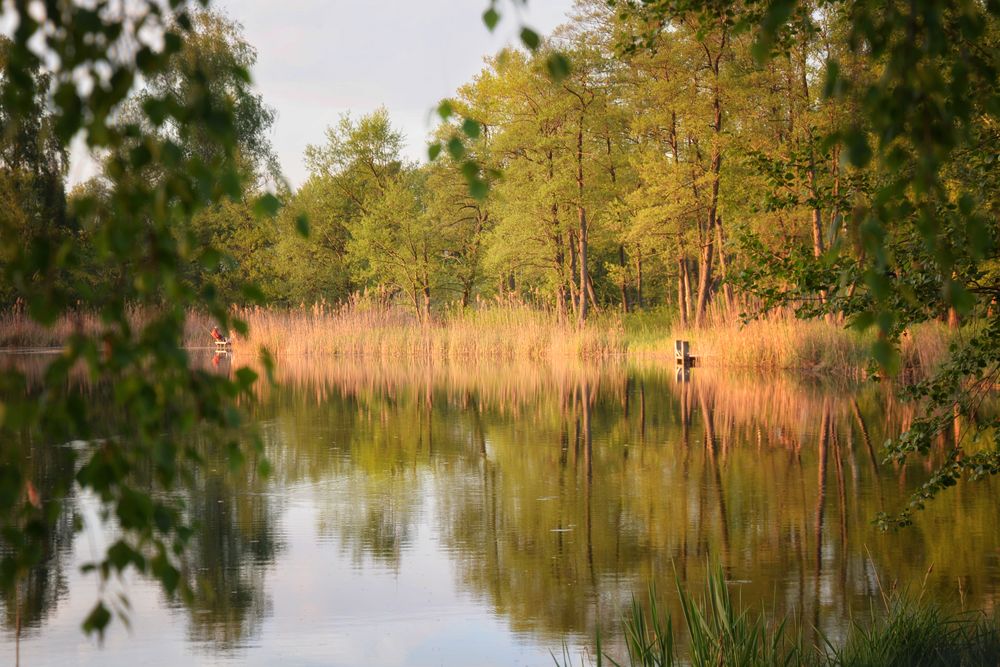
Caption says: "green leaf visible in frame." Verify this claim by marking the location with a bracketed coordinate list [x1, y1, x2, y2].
[295, 213, 310, 238]
[198, 247, 221, 268]
[844, 128, 872, 167]
[107, 540, 143, 573]
[259, 347, 277, 386]
[872, 338, 901, 376]
[483, 7, 500, 31]
[469, 178, 489, 201]
[849, 311, 875, 332]
[254, 193, 281, 218]
[461, 118, 481, 139]
[822, 60, 841, 98]
[83, 602, 112, 638]
[546, 53, 571, 82]
[151, 553, 180, 595]
[447, 136, 466, 160]
[520, 28, 540, 51]
[428, 141, 442, 161]
[226, 441, 245, 472]
[241, 283, 266, 304]
[235, 367, 259, 389]
[437, 100, 454, 120]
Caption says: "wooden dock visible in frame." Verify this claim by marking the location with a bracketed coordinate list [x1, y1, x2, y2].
[674, 339, 697, 367]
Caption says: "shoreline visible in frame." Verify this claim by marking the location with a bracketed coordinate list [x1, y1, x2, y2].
[0, 304, 954, 380]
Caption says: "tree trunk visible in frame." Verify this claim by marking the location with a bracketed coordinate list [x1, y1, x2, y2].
[568, 229, 579, 320]
[948, 306, 961, 329]
[421, 274, 432, 322]
[694, 234, 715, 327]
[635, 249, 644, 309]
[715, 214, 734, 314]
[695, 61, 723, 327]
[808, 169, 825, 258]
[576, 115, 589, 326]
[802, 47, 829, 315]
[682, 258, 693, 323]
[619, 244, 630, 313]
[549, 149, 567, 323]
[678, 257, 688, 327]
[409, 284, 421, 317]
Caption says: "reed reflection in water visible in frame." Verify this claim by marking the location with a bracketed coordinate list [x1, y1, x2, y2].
[1, 353, 998, 666]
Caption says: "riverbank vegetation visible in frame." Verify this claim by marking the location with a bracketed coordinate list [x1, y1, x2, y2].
[557, 568, 1000, 667]
[1, 1, 990, 380]
[4, 1, 996, 344]
[0, 300, 956, 377]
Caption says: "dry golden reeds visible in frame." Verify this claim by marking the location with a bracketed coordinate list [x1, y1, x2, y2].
[0, 297, 952, 375]
[225, 297, 625, 360]
[631, 307, 951, 379]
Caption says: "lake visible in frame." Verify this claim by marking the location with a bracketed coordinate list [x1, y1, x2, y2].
[2, 353, 999, 666]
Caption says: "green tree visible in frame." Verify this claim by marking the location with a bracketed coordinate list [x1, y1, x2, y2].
[271, 176, 353, 305]
[612, 0, 1000, 521]
[0, 0, 275, 638]
[304, 108, 477, 317]
[112, 10, 284, 304]
[0, 36, 69, 303]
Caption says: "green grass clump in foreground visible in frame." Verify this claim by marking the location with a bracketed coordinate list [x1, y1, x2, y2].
[832, 600, 1000, 667]
[555, 565, 1000, 667]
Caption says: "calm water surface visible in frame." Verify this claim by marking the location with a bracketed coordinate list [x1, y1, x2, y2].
[2, 354, 999, 666]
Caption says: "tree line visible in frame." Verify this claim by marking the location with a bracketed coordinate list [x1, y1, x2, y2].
[7, 1, 995, 333]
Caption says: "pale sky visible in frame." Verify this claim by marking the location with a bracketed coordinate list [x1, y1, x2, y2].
[212, 0, 577, 188]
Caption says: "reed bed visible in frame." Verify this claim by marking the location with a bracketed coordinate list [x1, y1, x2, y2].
[631, 309, 952, 379]
[0, 306, 102, 349]
[225, 298, 625, 359]
[0, 299, 952, 375]
[0, 304, 215, 350]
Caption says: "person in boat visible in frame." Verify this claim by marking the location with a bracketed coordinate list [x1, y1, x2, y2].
[210, 326, 230, 345]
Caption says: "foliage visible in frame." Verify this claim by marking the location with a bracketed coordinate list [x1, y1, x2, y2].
[831, 600, 1000, 667]
[602, 0, 1000, 522]
[0, 2, 278, 638]
[557, 567, 1000, 666]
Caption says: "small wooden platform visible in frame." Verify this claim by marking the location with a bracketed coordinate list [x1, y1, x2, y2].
[674, 339, 697, 367]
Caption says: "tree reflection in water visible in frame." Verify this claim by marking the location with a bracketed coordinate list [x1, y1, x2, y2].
[2, 353, 999, 658]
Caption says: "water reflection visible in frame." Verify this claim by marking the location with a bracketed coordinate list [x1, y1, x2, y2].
[1, 438, 76, 636]
[1, 354, 999, 665]
[182, 431, 280, 651]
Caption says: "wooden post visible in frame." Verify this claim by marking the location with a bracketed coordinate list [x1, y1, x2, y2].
[674, 339, 691, 367]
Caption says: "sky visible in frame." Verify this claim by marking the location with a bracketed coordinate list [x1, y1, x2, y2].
[210, 0, 577, 188]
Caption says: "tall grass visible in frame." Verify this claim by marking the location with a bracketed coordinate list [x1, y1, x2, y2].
[556, 566, 1000, 667]
[603, 565, 797, 667]
[832, 601, 1000, 667]
[629, 308, 952, 379]
[232, 297, 625, 359]
[0, 298, 952, 374]
[0, 303, 215, 349]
